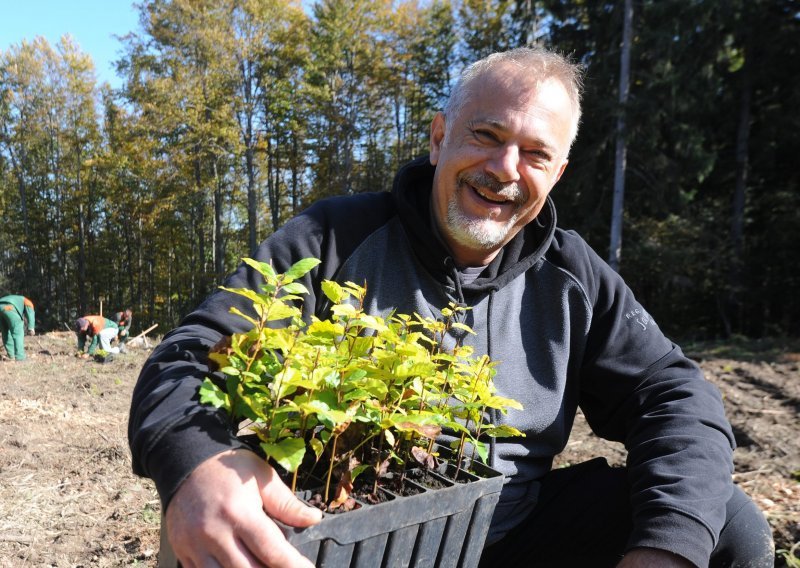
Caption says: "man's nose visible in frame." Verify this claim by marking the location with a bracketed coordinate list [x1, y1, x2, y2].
[486, 144, 521, 184]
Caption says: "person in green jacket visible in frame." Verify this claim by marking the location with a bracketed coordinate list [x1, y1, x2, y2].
[111, 309, 133, 343]
[75, 315, 119, 357]
[0, 295, 36, 361]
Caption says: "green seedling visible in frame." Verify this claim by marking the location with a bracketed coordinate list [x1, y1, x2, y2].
[200, 257, 523, 509]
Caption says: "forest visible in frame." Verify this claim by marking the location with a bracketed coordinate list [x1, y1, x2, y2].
[0, 0, 798, 340]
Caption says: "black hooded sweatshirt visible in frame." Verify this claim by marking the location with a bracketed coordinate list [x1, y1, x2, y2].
[129, 156, 735, 567]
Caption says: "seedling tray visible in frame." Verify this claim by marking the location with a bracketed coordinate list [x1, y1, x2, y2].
[280, 458, 503, 568]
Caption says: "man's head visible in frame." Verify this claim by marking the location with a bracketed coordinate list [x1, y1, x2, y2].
[75, 318, 89, 333]
[429, 47, 583, 267]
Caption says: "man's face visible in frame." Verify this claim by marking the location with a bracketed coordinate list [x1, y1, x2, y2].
[429, 64, 574, 267]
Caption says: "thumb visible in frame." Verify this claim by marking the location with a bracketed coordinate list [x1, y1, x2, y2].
[261, 469, 322, 528]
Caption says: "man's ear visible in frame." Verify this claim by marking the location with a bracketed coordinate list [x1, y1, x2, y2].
[429, 112, 446, 166]
[554, 159, 569, 185]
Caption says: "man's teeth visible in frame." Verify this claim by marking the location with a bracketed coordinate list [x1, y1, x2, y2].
[475, 187, 506, 203]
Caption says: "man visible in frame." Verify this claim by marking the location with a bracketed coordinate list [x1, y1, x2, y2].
[0, 295, 36, 361]
[129, 47, 772, 567]
[111, 308, 133, 344]
[75, 315, 120, 357]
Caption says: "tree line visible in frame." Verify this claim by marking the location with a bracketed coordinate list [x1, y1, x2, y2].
[1, 0, 797, 340]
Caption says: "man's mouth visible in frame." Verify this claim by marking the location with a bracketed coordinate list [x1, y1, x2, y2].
[472, 184, 511, 205]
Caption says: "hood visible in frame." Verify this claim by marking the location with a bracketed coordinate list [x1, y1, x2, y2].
[391, 156, 558, 296]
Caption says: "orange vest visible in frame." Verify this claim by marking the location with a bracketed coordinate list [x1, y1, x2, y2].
[84, 315, 107, 335]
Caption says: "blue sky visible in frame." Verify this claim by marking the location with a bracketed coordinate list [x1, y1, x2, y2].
[0, 0, 141, 89]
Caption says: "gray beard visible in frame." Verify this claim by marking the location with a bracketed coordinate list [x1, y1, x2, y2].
[446, 198, 519, 251]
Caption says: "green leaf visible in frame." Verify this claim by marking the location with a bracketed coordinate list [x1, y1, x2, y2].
[285, 258, 321, 281]
[228, 307, 258, 326]
[321, 280, 344, 304]
[450, 322, 477, 335]
[242, 258, 277, 282]
[473, 440, 489, 463]
[199, 379, 230, 412]
[331, 303, 357, 318]
[265, 302, 301, 322]
[282, 282, 310, 296]
[309, 437, 325, 459]
[350, 464, 371, 482]
[483, 424, 526, 438]
[485, 395, 524, 411]
[261, 437, 306, 473]
[219, 286, 266, 307]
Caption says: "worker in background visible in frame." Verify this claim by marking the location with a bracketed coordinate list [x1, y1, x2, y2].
[75, 315, 119, 358]
[112, 308, 133, 347]
[0, 295, 36, 361]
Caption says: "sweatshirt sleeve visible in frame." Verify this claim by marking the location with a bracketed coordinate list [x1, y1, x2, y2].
[23, 298, 35, 330]
[574, 239, 735, 568]
[127, 192, 395, 509]
[88, 334, 100, 355]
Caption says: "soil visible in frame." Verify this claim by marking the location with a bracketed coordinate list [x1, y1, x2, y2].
[0, 332, 797, 567]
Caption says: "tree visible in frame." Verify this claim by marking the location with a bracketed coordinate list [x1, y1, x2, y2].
[608, 0, 632, 272]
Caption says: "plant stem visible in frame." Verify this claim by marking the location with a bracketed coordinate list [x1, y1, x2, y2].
[325, 434, 338, 504]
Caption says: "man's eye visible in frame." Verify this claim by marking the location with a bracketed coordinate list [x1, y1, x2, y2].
[474, 129, 498, 142]
[526, 149, 550, 160]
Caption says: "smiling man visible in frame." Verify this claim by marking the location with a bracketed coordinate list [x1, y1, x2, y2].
[129, 47, 772, 568]
[430, 62, 573, 267]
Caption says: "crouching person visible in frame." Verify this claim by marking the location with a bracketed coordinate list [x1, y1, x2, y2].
[75, 316, 119, 358]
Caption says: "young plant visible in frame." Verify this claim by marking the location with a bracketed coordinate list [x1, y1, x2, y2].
[199, 257, 523, 509]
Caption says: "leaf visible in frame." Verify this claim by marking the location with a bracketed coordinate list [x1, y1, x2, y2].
[285, 258, 321, 281]
[207, 351, 231, 372]
[199, 378, 230, 411]
[307, 318, 343, 338]
[309, 437, 325, 459]
[321, 280, 344, 304]
[395, 421, 442, 440]
[350, 464, 371, 482]
[383, 429, 396, 447]
[410, 446, 436, 469]
[328, 470, 354, 509]
[242, 258, 277, 281]
[331, 303, 357, 318]
[265, 302, 301, 322]
[228, 307, 258, 326]
[483, 424, 526, 438]
[261, 437, 306, 473]
[450, 322, 477, 335]
[484, 395, 524, 411]
[219, 286, 267, 307]
[472, 440, 489, 463]
[282, 282, 310, 296]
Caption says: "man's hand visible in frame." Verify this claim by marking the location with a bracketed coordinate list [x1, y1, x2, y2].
[617, 548, 695, 568]
[165, 449, 322, 567]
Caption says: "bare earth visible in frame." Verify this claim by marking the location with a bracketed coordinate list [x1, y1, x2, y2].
[1, 332, 797, 567]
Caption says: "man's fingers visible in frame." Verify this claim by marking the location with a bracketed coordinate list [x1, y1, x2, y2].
[261, 467, 322, 527]
[237, 509, 317, 568]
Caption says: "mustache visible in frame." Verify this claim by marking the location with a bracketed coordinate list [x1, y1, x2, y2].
[458, 172, 522, 201]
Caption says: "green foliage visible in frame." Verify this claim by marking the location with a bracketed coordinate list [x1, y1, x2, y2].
[3, 0, 800, 338]
[778, 542, 800, 568]
[200, 257, 523, 504]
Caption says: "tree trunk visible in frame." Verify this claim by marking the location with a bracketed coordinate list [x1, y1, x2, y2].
[726, 28, 753, 335]
[213, 159, 224, 283]
[608, 0, 633, 272]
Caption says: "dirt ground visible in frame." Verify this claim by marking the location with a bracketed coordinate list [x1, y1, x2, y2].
[0, 332, 797, 567]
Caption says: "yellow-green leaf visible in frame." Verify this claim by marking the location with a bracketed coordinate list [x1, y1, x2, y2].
[261, 437, 306, 472]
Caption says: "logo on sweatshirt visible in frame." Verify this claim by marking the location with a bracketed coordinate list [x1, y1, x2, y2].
[625, 307, 654, 331]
